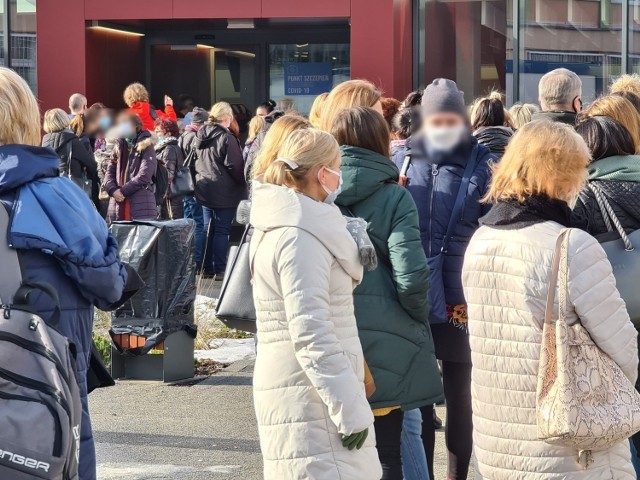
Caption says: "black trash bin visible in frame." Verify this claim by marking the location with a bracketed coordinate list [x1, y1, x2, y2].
[109, 219, 197, 382]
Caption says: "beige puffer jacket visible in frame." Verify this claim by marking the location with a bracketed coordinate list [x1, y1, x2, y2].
[250, 182, 382, 480]
[462, 221, 639, 479]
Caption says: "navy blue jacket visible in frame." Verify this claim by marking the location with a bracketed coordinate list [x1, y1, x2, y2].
[0, 144, 127, 480]
[393, 135, 494, 312]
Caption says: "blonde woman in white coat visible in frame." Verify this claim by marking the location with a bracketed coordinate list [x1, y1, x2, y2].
[250, 128, 382, 480]
[462, 121, 639, 479]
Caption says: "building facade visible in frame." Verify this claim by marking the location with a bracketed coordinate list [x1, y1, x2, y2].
[20, 0, 640, 113]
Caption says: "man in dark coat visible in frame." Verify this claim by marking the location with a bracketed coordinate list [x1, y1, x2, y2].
[530, 68, 583, 125]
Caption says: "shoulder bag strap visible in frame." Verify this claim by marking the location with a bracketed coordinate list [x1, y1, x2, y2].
[250, 230, 267, 279]
[545, 229, 569, 325]
[590, 183, 634, 251]
[400, 140, 412, 177]
[66, 141, 73, 178]
[441, 150, 479, 254]
[0, 204, 23, 305]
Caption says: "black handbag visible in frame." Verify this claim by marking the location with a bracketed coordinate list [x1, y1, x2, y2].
[64, 141, 93, 197]
[169, 149, 196, 199]
[215, 225, 257, 332]
[169, 166, 195, 199]
[590, 183, 640, 327]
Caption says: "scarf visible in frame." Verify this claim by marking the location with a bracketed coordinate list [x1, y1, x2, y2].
[480, 195, 572, 230]
[588, 155, 640, 182]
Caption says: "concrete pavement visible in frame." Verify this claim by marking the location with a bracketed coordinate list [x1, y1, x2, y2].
[91, 360, 467, 479]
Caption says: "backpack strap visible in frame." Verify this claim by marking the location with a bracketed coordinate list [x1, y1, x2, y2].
[0, 204, 23, 305]
[441, 146, 479, 254]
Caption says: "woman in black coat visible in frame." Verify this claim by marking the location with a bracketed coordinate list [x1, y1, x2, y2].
[42, 108, 100, 208]
[154, 117, 185, 219]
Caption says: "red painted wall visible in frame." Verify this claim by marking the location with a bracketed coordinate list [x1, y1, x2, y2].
[85, 29, 144, 110]
[37, 0, 86, 112]
[37, 0, 412, 112]
[351, 0, 413, 99]
[262, 0, 349, 18]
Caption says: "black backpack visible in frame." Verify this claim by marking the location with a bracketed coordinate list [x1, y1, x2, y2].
[152, 160, 170, 207]
[0, 205, 82, 479]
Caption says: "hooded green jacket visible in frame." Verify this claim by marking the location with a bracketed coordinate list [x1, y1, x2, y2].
[336, 145, 444, 410]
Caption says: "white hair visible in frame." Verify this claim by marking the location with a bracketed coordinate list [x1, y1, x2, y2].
[68, 93, 87, 114]
[538, 68, 582, 110]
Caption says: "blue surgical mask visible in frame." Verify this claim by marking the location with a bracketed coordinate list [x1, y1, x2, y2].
[157, 136, 165, 144]
[118, 121, 136, 140]
[99, 115, 112, 131]
[425, 125, 467, 152]
[319, 166, 343, 204]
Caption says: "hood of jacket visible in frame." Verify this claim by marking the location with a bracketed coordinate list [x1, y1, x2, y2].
[251, 181, 362, 283]
[531, 110, 577, 125]
[588, 154, 640, 182]
[154, 136, 179, 153]
[42, 129, 76, 153]
[0, 144, 127, 306]
[337, 146, 399, 207]
[473, 126, 513, 154]
[118, 130, 153, 155]
[0, 145, 60, 193]
[195, 123, 228, 150]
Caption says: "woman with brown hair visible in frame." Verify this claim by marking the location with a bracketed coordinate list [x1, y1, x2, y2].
[470, 92, 514, 158]
[580, 95, 640, 153]
[333, 106, 443, 480]
[319, 79, 383, 132]
[462, 120, 638, 479]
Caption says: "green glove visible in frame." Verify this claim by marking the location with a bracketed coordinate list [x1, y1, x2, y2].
[341, 428, 369, 451]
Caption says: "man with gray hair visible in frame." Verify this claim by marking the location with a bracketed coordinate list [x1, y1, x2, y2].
[531, 68, 582, 125]
[68, 93, 87, 117]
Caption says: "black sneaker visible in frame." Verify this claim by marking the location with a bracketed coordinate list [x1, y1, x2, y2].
[433, 410, 443, 430]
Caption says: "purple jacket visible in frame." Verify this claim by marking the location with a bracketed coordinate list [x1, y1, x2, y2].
[105, 130, 158, 222]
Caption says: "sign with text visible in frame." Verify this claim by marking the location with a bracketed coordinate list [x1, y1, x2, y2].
[284, 63, 333, 96]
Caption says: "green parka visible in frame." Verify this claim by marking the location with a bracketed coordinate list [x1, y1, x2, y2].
[336, 145, 444, 410]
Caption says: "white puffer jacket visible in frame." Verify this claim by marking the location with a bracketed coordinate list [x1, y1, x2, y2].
[250, 182, 382, 480]
[462, 221, 639, 479]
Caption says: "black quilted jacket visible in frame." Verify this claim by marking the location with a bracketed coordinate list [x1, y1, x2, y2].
[572, 180, 640, 239]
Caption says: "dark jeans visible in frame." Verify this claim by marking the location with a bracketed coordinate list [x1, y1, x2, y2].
[202, 206, 235, 275]
[423, 361, 473, 480]
[374, 409, 404, 480]
[183, 196, 206, 269]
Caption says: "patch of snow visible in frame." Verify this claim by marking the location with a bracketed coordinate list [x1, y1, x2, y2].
[195, 294, 217, 323]
[195, 338, 256, 364]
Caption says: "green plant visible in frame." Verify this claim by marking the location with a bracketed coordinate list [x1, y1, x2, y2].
[93, 333, 112, 368]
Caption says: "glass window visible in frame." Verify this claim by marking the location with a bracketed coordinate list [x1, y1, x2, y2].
[9, 0, 37, 93]
[0, 1, 4, 68]
[517, 0, 622, 105]
[629, 1, 640, 75]
[269, 43, 350, 116]
[419, 0, 508, 104]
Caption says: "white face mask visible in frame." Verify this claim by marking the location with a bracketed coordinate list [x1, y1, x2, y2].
[319, 166, 343, 204]
[425, 125, 467, 152]
[118, 121, 136, 139]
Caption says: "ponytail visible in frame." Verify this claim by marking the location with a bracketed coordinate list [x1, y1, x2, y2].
[263, 161, 291, 186]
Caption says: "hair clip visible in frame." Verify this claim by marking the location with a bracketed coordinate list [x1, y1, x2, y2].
[276, 158, 299, 170]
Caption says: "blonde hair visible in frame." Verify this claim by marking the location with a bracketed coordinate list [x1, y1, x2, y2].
[123, 82, 149, 107]
[43, 108, 71, 134]
[248, 115, 266, 142]
[485, 121, 589, 203]
[508, 103, 539, 129]
[309, 92, 329, 128]
[610, 74, 640, 98]
[580, 95, 640, 153]
[209, 102, 233, 123]
[263, 128, 340, 188]
[0, 67, 41, 146]
[253, 115, 311, 178]
[319, 80, 382, 131]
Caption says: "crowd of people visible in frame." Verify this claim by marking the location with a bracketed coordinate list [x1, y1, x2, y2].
[1, 61, 640, 480]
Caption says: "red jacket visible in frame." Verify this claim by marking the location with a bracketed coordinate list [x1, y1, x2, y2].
[129, 102, 177, 131]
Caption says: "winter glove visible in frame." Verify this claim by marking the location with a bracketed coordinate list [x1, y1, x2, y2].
[341, 428, 369, 450]
[344, 216, 378, 271]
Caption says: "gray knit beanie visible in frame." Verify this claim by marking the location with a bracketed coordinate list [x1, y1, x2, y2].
[421, 78, 466, 118]
[191, 107, 208, 125]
